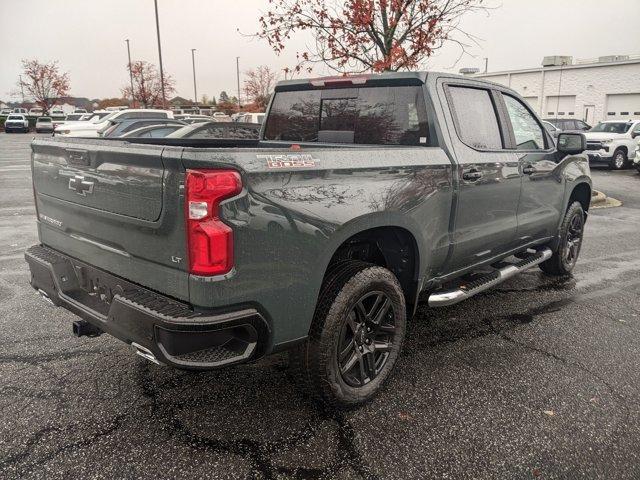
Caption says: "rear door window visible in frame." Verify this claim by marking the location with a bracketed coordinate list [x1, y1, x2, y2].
[503, 94, 545, 150]
[264, 86, 428, 145]
[447, 86, 503, 150]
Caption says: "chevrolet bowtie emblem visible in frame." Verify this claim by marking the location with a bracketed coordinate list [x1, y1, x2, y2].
[68, 175, 94, 196]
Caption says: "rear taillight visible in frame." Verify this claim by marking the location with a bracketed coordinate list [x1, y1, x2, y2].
[185, 169, 242, 276]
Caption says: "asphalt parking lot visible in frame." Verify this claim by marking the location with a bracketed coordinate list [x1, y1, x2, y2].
[0, 132, 639, 479]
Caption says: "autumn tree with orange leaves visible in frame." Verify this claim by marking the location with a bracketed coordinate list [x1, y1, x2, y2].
[121, 61, 175, 108]
[18, 60, 70, 114]
[257, 0, 487, 74]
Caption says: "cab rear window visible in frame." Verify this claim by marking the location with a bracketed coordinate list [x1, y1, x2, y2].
[264, 86, 429, 145]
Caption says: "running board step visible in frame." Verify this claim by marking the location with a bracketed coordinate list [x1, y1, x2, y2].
[428, 248, 553, 307]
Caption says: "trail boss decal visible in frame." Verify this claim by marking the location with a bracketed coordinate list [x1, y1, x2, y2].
[258, 154, 318, 169]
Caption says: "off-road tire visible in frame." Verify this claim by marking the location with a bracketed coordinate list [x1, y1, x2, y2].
[539, 201, 585, 276]
[291, 261, 406, 408]
[610, 149, 627, 170]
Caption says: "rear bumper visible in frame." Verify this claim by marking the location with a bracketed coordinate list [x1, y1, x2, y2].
[25, 244, 270, 370]
[4, 125, 29, 131]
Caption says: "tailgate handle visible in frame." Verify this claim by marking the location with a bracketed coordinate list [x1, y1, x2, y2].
[67, 149, 90, 166]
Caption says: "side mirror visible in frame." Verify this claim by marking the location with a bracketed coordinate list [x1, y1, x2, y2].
[631, 131, 639, 139]
[557, 132, 586, 155]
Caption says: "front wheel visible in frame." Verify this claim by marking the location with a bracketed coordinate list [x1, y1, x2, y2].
[610, 149, 627, 170]
[540, 201, 585, 276]
[291, 261, 406, 408]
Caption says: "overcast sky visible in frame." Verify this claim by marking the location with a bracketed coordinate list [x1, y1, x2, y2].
[1, 0, 639, 102]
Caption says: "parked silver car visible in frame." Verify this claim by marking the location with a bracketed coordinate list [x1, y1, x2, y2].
[35, 116, 55, 133]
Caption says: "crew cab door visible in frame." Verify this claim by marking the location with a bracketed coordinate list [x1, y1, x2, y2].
[440, 81, 521, 271]
[498, 92, 565, 242]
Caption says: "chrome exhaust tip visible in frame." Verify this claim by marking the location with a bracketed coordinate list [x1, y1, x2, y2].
[37, 289, 55, 306]
[131, 342, 162, 365]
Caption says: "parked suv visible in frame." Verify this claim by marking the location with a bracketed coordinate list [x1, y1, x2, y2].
[4, 114, 30, 132]
[583, 119, 640, 169]
[25, 72, 590, 407]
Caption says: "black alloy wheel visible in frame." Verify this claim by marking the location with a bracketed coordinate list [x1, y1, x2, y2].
[562, 209, 584, 270]
[540, 201, 585, 276]
[291, 261, 406, 408]
[337, 291, 396, 387]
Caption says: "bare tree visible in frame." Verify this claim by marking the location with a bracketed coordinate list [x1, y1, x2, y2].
[243, 66, 278, 110]
[121, 61, 175, 108]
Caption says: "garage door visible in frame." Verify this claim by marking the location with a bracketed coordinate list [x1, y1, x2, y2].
[605, 93, 640, 119]
[545, 95, 576, 117]
[523, 96, 539, 113]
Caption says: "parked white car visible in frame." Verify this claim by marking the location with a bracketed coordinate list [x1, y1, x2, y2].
[54, 109, 174, 137]
[237, 112, 266, 124]
[29, 107, 43, 117]
[583, 120, 640, 170]
[212, 112, 232, 122]
[1, 108, 13, 116]
[633, 143, 640, 172]
[35, 116, 54, 133]
[12, 108, 28, 115]
[4, 114, 30, 133]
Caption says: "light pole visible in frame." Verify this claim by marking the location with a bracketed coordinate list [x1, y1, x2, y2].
[18, 75, 25, 103]
[153, 0, 166, 108]
[236, 56, 241, 110]
[191, 48, 198, 105]
[125, 39, 135, 106]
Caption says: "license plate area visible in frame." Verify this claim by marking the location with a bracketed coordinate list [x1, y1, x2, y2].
[63, 260, 133, 317]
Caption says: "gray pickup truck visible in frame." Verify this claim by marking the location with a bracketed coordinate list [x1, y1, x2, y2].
[26, 72, 591, 407]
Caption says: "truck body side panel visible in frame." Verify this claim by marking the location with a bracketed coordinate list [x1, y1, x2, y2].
[181, 146, 454, 346]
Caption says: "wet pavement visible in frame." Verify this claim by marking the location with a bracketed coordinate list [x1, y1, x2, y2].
[1, 132, 639, 479]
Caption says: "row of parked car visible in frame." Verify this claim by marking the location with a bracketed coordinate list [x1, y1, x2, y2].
[541, 117, 640, 170]
[1, 107, 86, 117]
[4, 108, 266, 139]
[19, 108, 263, 140]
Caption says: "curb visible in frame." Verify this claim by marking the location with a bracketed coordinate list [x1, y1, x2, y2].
[590, 190, 622, 209]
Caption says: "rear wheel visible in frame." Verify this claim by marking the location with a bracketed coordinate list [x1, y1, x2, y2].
[540, 201, 585, 276]
[291, 261, 406, 408]
[610, 149, 627, 170]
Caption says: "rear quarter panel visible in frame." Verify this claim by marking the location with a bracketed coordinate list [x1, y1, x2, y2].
[181, 146, 454, 348]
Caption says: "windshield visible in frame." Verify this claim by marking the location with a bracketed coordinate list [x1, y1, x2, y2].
[66, 114, 83, 121]
[38, 117, 52, 122]
[590, 122, 632, 134]
[7, 115, 23, 120]
[90, 112, 114, 123]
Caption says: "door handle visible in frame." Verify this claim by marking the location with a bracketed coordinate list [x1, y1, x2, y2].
[522, 164, 537, 175]
[462, 169, 483, 181]
[67, 149, 90, 166]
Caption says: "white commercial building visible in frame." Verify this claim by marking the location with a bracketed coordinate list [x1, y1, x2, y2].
[470, 55, 640, 125]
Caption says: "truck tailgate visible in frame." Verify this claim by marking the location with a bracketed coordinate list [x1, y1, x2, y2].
[31, 138, 190, 301]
